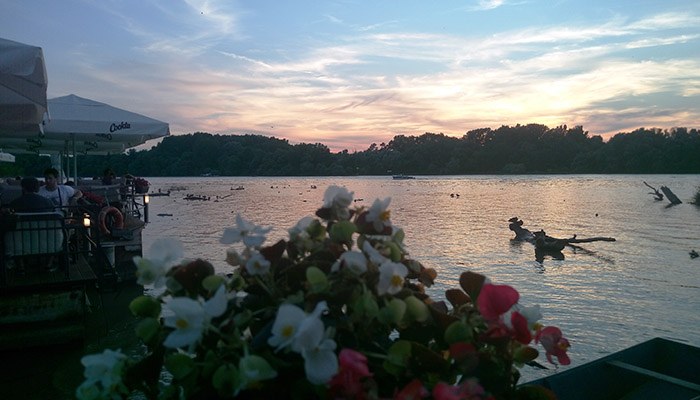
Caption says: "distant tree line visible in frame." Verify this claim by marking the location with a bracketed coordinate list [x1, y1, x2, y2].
[4, 125, 700, 178]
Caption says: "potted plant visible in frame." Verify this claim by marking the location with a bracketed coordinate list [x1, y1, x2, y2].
[76, 186, 569, 399]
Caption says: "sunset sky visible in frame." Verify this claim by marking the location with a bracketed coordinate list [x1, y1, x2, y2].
[2, 0, 699, 152]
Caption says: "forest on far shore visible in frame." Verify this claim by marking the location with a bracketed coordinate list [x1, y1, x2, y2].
[3, 124, 700, 178]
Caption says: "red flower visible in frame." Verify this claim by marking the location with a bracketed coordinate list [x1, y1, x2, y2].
[328, 349, 373, 400]
[509, 311, 532, 344]
[478, 284, 519, 321]
[393, 379, 428, 400]
[535, 326, 571, 365]
[432, 379, 493, 400]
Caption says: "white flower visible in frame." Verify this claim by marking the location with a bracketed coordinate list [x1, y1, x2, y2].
[509, 304, 543, 330]
[81, 348, 126, 387]
[331, 250, 367, 275]
[220, 214, 272, 248]
[132, 238, 184, 287]
[290, 301, 328, 352]
[267, 303, 307, 351]
[267, 301, 338, 383]
[163, 286, 227, 349]
[245, 252, 271, 275]
[362, 240, 389, 265]
[322, 186, 354, 220]
[288, 216, 314, 241]
[76, 349, 128, 399]
[302, 337, 338, 385]
[377, 261, 408, 295]
[366, 197, 392, 232]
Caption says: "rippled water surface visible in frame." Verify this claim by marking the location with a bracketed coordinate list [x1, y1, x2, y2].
[143, 175, 700, 381]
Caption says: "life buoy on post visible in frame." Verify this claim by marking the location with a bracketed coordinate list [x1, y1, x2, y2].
[99, 206, 124, 235]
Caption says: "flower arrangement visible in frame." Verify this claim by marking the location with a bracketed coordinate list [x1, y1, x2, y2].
[77, 186, 570, 400]
[133, 177, 150, 194]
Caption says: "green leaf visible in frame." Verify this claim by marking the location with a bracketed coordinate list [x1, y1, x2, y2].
[384, 242, 402, 262]
[329, 220, 357, 245]
[165, 353, 196, 380]
[212, 364, 240, 397]
[444, 320, 471, 344]
[129, 295, 161, 318]
[308, 219, 326, 240]
[383, 340, 412, 376]
[134, 317, 160, 344]
[379, 298, 406, 324]
[202, 275, 226, 292]
[306, 266, 329, 293]
[404, 296, 429, 322]
[514, 346, 539, 364]
[361, 291, 379, 319]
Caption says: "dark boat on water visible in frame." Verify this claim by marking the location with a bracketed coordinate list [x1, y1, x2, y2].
[523, 337, 700, 400]
[392, 174, 415, 180]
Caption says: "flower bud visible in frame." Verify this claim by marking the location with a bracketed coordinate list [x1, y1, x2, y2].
[129, 295, 161, 318]
[404, 295, 430, 322]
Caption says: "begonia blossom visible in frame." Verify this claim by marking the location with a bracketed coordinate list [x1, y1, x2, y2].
[478, 284, 519, 321]
[220, 214, 271, 248]
[366, 197, 392, 232]
[267, 303, 307, 351]
[132, 238, 184, 287]
[162, 285, 227, 349]
[536, 326, 571, 365]
[245, 252, 271, 275]
[322, 185, 354, 220]
[76, 348, 128, 400]
[377, 261, 408, 295]
[331, 250, 368, 275]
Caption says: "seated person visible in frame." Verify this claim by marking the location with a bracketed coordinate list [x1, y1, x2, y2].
[9, 177, 55, 212]
[39, 167, 82, 210]
[102, 168, 116, 185]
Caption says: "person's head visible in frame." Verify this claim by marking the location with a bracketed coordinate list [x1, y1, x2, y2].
[44, 167, 60, 190]
[20, 177, 40, 194]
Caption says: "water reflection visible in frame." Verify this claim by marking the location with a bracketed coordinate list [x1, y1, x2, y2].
[141, 175, 700, 382]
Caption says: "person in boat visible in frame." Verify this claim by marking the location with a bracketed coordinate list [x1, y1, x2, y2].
[9, 177, 54, 212]
[39, 167, 82, 211]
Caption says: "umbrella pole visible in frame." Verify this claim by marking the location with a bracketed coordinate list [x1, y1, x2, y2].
[72, 135, 78, 184]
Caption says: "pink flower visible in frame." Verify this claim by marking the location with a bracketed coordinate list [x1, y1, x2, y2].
[338, 349, 372, 378]
[393, 379, 428, 400]
[328, 349, 372, 400]
[508, 311, 532, 344]
[478, 284, 519, 321]
[535, 326, 571, 365]
[432, 379, 493, 400]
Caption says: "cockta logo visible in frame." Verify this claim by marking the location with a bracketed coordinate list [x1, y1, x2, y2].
[109, 121, 131, 133]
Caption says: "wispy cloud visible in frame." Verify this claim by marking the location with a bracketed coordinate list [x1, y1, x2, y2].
[11, 2, 697, 151]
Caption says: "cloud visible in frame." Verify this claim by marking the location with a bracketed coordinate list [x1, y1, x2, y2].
[32, 3, 700, 152]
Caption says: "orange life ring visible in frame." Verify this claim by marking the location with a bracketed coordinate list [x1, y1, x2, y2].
[99, 206, 124, 235]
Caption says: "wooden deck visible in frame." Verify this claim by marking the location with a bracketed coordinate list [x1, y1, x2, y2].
[0, 255, 98, 349]
[1, 254, 97, 294]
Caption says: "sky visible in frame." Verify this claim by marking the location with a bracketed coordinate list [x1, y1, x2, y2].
[2, 0, 700, 152]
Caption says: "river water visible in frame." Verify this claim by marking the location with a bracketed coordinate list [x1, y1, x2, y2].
[142, 175, 700, 382]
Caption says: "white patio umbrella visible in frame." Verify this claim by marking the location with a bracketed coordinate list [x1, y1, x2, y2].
[44, 94, 169, 147]
[0, 37, 48, 137]
[42, 94, 170, 181]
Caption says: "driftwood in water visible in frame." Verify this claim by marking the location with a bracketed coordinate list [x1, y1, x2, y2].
[643, 181, 664, 201]
[509, 217, 616, 252]
[660, 186, 682, 205]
